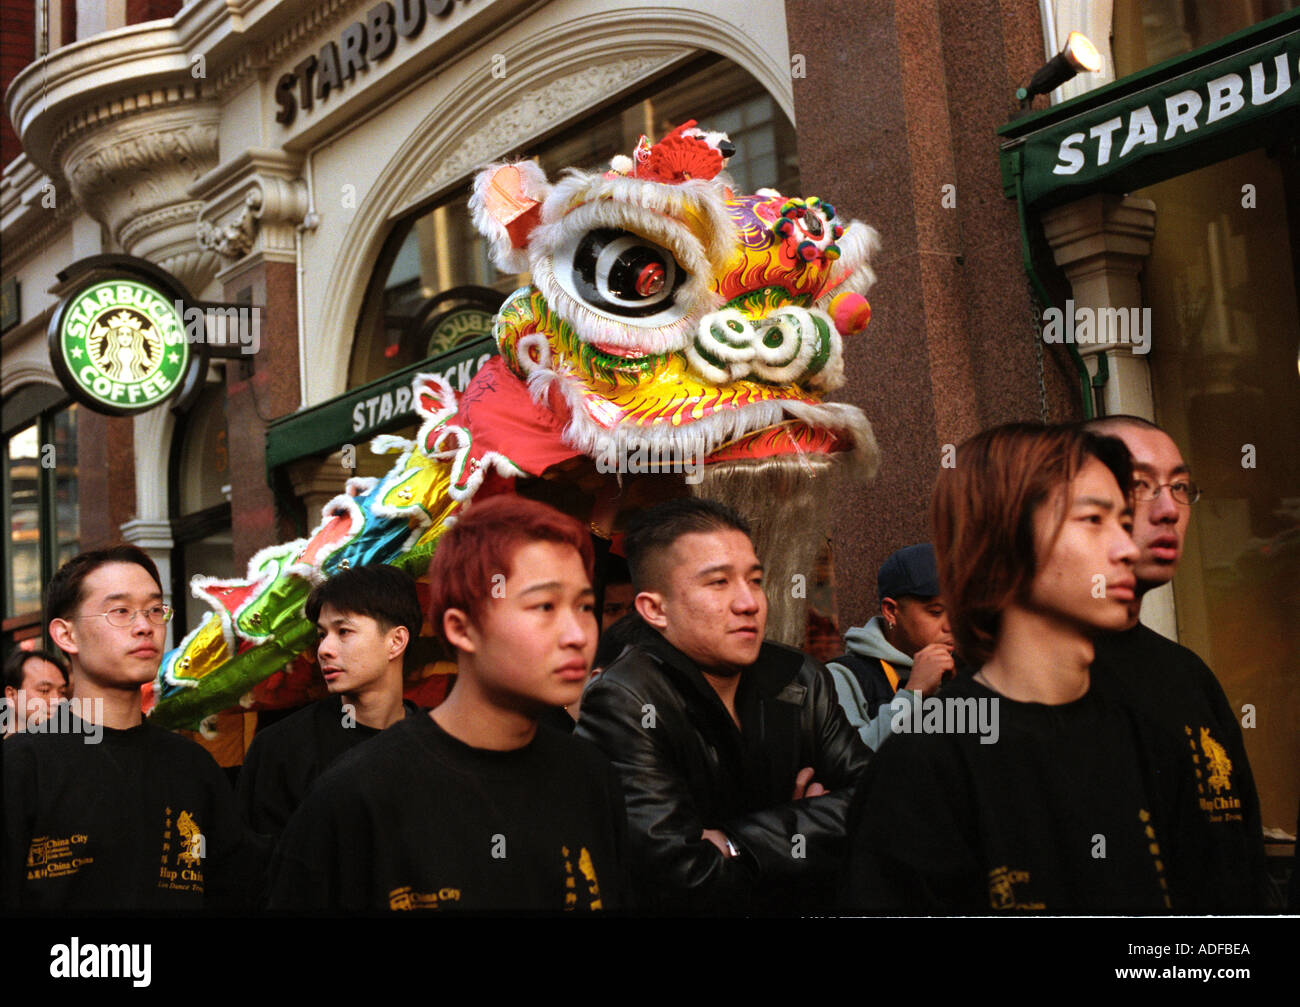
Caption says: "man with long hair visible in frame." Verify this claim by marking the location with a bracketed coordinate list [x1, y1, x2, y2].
[844, 423, 1181, 913]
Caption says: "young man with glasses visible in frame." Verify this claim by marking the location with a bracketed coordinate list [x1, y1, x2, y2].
[1084, 416, 1268, 911]
[2, 546, 261, 910]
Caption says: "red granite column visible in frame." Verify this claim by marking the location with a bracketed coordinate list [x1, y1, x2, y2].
[76, 411, 136, 549]
[785, 0, 1082, 625]
[220, 259, 300, 568]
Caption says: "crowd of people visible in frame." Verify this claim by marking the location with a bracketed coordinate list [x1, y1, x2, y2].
[1, 417, 1283, 914]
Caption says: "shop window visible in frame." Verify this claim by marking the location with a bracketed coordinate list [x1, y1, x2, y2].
[5, 424, 42, 615]
[2, 388, 77, 635]
[125, 1, 183, 26]
[1134, 146, 1300, 834]
[1112, 0, 1293, 76]
[348, 54, 799, 390]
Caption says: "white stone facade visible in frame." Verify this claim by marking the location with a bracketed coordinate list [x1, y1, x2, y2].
[2, 0, 793, 533]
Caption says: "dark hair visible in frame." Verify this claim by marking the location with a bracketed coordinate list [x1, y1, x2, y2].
[593, 611, 652, 669]
[600, 554, 631, 588]
[624, 497, 752, 592]
[305, 564, 423, 661]
[45, 545, 163, 623]
[426, 495, 594, 644]
[3, 648, 69, 690]
[931, 423, 1133, 665]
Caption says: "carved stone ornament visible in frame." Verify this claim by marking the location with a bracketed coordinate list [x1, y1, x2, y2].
[419, 54, 672, 195]
[59, 102, 222, 292]
[190, 150, 310, 267]
[196, 188, 261, 259]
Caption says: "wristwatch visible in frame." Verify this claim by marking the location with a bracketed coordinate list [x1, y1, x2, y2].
[724, 836, 740, 859]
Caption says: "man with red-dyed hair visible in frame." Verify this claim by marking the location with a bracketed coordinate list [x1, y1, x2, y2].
[268, 495, 626, 912]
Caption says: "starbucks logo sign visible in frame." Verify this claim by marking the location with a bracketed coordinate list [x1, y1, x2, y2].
[51, 278, 192, 415]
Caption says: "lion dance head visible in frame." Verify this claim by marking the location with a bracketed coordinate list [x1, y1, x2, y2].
[147, 120, 881, 729]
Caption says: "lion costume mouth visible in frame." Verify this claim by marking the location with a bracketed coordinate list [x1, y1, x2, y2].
[491, 282, 876, 475]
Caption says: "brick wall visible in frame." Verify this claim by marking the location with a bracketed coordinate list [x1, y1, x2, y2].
[125, 0, 181, 24]
[1, 0, 35, 170]
[77, 411, 138, 549]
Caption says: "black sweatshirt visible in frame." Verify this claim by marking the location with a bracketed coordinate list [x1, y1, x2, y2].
[3, 715, 262, 911]
[237, 695, 419, 840]
[1091, 624, 1269, 912]
[843, 675, 1177, 914]
[268, 712, 627, 912]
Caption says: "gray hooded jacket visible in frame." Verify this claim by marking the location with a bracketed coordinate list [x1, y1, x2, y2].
[825, 616, 916, 751]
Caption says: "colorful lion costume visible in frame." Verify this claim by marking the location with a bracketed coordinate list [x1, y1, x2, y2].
[148, 120, 881, 730]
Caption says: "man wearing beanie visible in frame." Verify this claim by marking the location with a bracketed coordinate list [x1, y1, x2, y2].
[826, 544, 956, 750]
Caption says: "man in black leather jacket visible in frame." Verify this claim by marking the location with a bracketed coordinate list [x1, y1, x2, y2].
[575, 498, 870, 914]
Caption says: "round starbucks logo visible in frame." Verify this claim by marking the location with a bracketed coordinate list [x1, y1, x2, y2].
[55, 279, 190, 413]
[425, 306, 494, 357]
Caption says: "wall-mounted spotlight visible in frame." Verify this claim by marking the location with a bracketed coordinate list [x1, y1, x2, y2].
[1017, 31, 1102, 109]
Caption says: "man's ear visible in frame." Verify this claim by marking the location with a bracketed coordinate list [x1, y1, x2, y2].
[879, 597, 899, 626]
[634, 591, 668, 631]
[49, 619, 78, 657]
[441, 608, 476, 655]
[387, 625, 411, 663]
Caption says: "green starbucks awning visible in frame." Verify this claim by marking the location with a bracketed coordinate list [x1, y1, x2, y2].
[265, 337, 497, 472]
[1000, 11, 1299, 209]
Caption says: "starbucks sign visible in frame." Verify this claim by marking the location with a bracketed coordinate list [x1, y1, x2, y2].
[49, 269, 199, 416]
[426, 306, 494, 357]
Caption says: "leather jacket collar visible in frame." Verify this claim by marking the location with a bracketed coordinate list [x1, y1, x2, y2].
[622, 616, 809, 711]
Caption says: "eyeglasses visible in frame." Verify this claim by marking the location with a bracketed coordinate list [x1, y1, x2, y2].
[75, 605, 174, 628]
[1132, 479, 1201, 505]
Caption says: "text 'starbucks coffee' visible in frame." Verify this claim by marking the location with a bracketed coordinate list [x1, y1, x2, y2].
[57, 280, 190, 412]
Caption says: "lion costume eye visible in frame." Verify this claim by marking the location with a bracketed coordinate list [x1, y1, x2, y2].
[557, 228, 689, 322]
